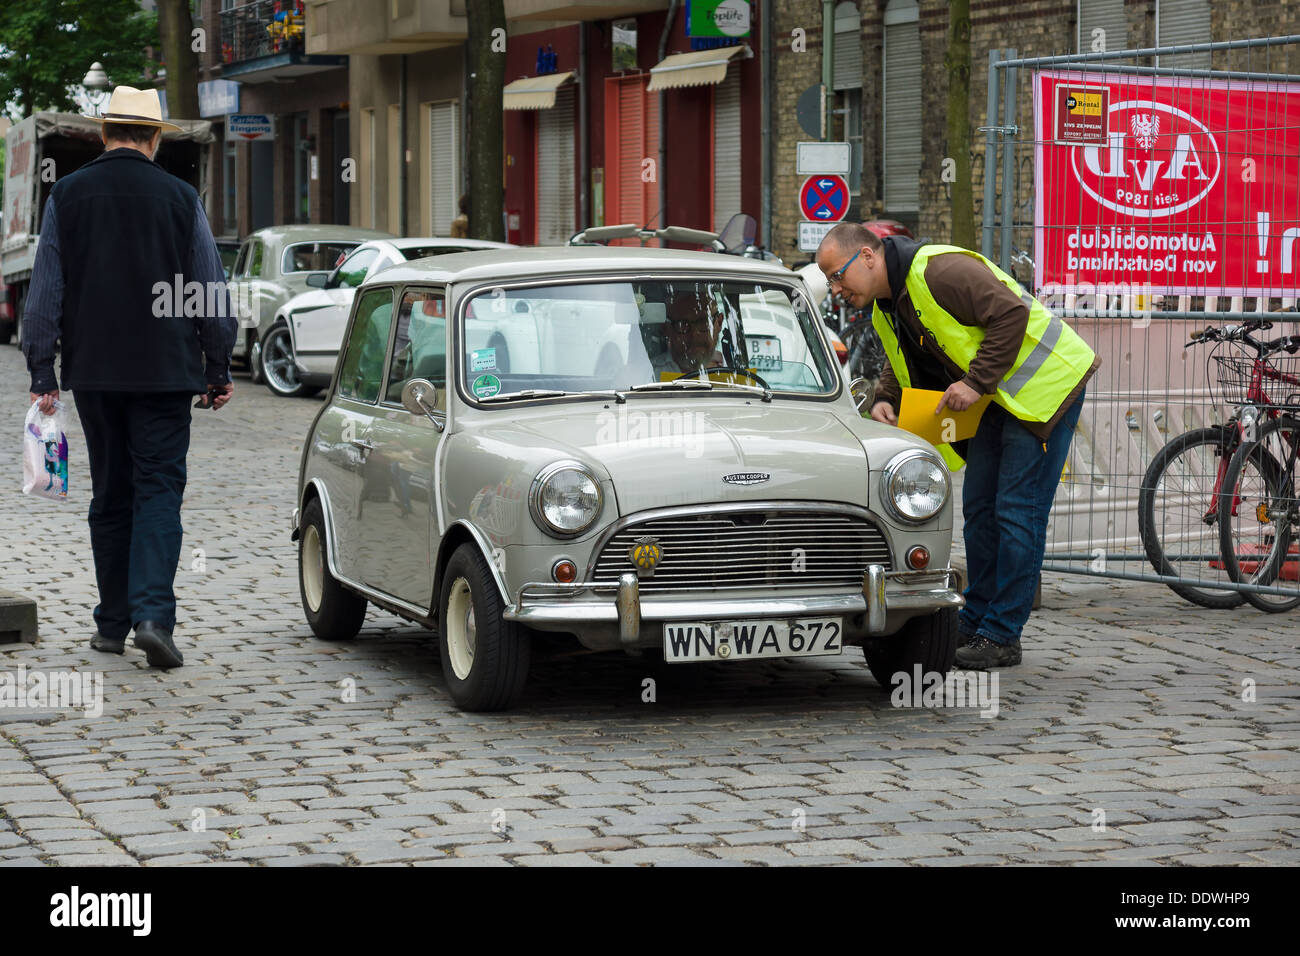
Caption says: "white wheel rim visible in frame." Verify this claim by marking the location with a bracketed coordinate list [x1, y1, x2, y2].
[446, 577, 476, 680]
[302, 524, 325, 612]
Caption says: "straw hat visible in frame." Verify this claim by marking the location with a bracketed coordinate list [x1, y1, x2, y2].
[88, 86, 183, 132]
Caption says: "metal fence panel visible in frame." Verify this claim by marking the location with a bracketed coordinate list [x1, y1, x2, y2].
[982, 36, 1300, 604]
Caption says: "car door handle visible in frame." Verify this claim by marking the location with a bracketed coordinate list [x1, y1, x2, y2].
[350, 438, 374, 450]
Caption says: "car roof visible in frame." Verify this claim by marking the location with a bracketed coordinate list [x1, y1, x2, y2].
[249, 225, 395, 246]
[387, 237, 517, 251]
[371, 246, 798, 286]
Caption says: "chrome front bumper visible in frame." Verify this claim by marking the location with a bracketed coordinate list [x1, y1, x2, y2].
[503, 565, 964, 647]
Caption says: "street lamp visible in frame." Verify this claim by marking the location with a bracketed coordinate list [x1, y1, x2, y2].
[82, 62, 111, 116]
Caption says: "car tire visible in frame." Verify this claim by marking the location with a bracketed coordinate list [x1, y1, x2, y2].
[263, 323, 321, 398]
[438, 543, 530, 711]
[248, 333, 266, 385]
[299, 497, 368, 640]
[862, 607, 958, 690]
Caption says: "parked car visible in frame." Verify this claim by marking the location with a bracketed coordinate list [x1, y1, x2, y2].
[228, 225, 393, 383]
[214, 236, 241, 280]
[266, 236, 516, 397]
[291, 246, 963, 711]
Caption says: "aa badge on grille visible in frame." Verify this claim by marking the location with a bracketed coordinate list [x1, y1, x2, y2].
[628, 536, 663, 578]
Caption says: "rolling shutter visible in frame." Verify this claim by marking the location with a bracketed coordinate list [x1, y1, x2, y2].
[833, 1, 863, 90]
[712, 71, 742, 232]
[536, 87, 576, 245]
[606, 75, 660, 244]
[1157, 0, 1212, 68]
[429, 101, 458, 235]
[883, 0, 921, 213]
[1078, 0, 1127, 54]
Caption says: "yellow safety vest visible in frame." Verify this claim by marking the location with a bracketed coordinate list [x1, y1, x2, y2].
[871, 244, 1096, 470]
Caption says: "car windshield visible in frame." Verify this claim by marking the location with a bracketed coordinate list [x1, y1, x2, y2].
[400, 245, 481, 260]
[282, 241, 360, 274]
[459, 278, 837, 400]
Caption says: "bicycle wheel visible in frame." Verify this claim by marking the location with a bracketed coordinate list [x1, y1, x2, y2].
[842, 321, 885, 380]
[1219, 416, 1300, 613]
[1138, 426, 1245, 609]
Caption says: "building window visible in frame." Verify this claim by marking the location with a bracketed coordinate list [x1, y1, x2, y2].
[882, 0, 921, 215]
[612, 19, 637, 71]
[429, 101, 459, 235]
[1156, 0, 1212, 68]
[833, 2, 863, 196]
[1078, 0, 1127, 54]
[536, 87, 575, 245]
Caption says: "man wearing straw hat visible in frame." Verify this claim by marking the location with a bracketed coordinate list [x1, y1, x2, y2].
[22, 86, 238, 669]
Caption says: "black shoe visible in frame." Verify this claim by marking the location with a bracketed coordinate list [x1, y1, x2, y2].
[133, 621, 184, 669]
[957, 629, 979, 648]
[90, 632, 125, 654]
[954, 635, 1022, 670]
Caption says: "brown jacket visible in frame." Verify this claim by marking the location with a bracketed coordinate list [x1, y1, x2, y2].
[873, 244, 1099, 441]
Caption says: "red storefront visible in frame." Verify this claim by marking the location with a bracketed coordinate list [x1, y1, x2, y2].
[503, 8, 763, 246]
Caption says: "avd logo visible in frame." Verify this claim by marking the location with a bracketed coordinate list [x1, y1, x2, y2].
[1071, 99, 1221, 217]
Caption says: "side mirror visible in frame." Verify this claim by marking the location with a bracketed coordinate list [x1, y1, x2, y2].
[306, 272, 327, 288]
[401, 378, 445, 431]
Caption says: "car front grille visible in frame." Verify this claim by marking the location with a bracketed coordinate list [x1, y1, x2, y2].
[589, 509, 892, 592]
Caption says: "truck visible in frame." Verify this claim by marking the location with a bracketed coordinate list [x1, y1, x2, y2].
[2, 112, 214, 346]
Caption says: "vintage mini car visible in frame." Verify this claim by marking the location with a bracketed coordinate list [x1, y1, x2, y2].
[291, 247, 963, 711]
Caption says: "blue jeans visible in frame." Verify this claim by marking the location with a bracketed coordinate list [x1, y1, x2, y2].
[74, 391, 193, 638]
[958, 390, 1084, 646]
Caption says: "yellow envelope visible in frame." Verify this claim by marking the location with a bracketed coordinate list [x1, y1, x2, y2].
[897, 387, 992, 445]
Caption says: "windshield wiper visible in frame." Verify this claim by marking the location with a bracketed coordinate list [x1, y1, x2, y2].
[629, 380, 714, 393]
[478, 389, 570, 402]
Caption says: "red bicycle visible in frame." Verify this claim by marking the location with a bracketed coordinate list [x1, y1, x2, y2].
[1138, 318, 1300, 609]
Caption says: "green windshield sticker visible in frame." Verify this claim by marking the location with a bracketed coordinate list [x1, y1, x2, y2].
[470, 347, 497, 372]
[471, 373, 501, 398]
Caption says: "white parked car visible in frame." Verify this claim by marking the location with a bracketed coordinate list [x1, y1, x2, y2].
[263, 237, 516, 396]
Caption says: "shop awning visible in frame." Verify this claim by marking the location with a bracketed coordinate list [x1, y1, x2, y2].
[647, 45, 751, 92]
[502, 71, 577, 110]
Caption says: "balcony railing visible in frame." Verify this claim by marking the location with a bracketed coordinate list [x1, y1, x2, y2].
[220, 0, 306, 65]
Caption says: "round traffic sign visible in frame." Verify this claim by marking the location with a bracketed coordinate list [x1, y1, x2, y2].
[798, 175, 849, 222]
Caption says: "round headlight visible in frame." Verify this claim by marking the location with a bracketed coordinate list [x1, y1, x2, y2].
[881, 450, 949, 523]
[530, 462, 603, 537]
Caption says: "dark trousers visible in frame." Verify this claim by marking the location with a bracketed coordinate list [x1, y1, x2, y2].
[73, 390, 193, 639]
[958, 390, 1085, 646]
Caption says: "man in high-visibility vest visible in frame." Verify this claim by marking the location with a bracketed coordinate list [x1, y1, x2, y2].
[817, 223, 1098, 669]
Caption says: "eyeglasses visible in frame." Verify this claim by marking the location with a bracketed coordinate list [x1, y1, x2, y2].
[828, 248, 862, 285]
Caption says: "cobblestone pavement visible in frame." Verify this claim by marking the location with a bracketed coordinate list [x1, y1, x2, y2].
[1, 345, 1298, 867]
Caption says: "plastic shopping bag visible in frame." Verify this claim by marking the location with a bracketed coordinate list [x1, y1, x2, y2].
[22, 400, 69, 501]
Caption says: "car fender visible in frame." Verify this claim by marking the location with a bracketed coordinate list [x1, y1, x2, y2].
[436, 518, 511, 605]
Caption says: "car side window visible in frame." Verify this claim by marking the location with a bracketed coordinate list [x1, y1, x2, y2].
[233, 241, 250, 277]
[337, 248, 379, 288]
[247, 240, 264, 278]
[337, 288, 395, 404]
[385, 289, 447, 407]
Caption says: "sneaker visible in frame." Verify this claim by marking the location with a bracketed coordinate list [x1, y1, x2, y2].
[954, 635, 1022, 670]
[89, 632, 125, 654]
[133, 621, 184, 669]
[957, 628, 979, 648]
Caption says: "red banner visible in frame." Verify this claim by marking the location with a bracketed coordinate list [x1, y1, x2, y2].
[1034, 69, 1300, 297]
